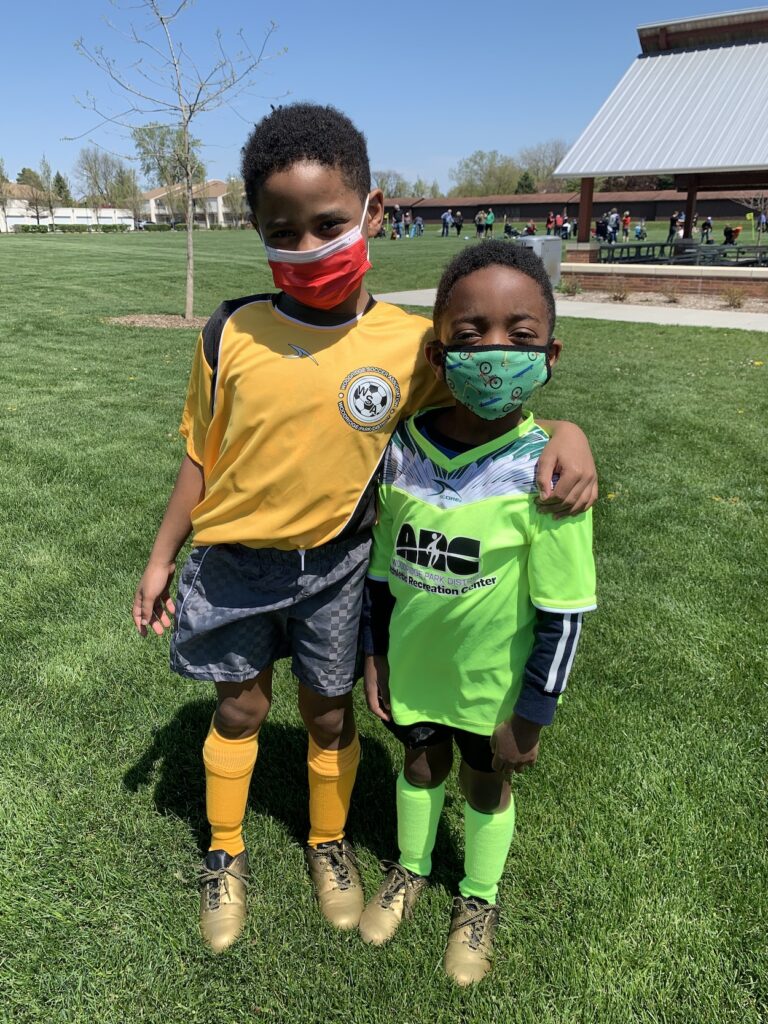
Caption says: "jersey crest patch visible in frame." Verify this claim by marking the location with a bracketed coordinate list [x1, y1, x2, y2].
[338, 366, 401, 432]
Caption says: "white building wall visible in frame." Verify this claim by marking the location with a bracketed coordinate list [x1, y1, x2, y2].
[0, 202, 134, 232]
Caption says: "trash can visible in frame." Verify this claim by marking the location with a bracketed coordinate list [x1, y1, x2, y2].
[515, 235, 562, 287]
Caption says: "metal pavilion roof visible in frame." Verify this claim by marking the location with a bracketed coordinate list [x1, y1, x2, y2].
[556, 13, 768, 178]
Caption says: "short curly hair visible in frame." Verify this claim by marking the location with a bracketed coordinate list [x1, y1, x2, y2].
[241, 103, 371, 213]
[433, 241, 556, 339]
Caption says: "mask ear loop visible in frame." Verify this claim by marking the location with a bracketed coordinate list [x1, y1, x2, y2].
[361, 193, 371, 259]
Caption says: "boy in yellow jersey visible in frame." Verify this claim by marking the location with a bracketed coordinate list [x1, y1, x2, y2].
[132, 103, 598, 953]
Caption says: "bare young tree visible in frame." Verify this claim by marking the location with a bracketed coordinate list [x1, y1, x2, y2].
[24, 181, 47, 226]
[72, 2, 280, 319]
[39, 156, 59, 222]
[0, 158, 10, 232]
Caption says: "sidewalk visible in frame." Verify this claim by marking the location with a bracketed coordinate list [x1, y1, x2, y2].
[375, 289, 768, 333]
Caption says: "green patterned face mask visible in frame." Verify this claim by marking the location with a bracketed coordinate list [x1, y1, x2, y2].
[443, 344, 551, 420]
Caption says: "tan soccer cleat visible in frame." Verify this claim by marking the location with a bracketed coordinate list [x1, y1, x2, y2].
[304, 839, 364, 930]
[443, 895, 500, 986]
[197, 849, 250, 953]
[359, 860, 428, 946]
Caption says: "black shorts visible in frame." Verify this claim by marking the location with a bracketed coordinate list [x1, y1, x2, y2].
[384, 718, 494, 773]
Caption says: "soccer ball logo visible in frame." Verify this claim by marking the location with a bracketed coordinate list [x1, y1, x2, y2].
[338, 366, 401, 431]
[350, 378, 392, 422]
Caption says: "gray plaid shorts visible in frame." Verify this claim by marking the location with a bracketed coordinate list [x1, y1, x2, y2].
[170, 533, 371, 695]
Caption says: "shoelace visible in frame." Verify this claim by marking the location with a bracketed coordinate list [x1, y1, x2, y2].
[378, 865, 407, 909]
[377, 861, 420, 910]
[197, 863, 249, 911]
[455, 901, 496, 951]
[319, 842, 358, 891]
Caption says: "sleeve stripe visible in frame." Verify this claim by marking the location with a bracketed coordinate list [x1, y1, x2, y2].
[532, 602, 596, 614]
[544, 613, 582, 693]
[558, 614, 583, 691]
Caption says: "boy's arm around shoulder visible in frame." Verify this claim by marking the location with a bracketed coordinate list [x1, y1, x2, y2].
[534, 419, 597, 518]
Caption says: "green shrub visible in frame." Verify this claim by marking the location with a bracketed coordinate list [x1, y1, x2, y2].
[144, 223, 172, 232]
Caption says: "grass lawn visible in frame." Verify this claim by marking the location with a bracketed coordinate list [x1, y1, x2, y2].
[1, 232, 766, 1024]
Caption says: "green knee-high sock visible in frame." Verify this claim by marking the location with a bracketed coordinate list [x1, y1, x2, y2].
[396, 771, 446, 877]
[459, 797, 516, 904]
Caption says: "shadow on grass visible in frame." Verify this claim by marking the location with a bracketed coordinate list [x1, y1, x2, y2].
[123, 697, 463, 885]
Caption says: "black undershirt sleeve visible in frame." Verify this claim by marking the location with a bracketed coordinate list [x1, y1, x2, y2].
[514, 610, 584, 727]
[361, 578, 395, 656]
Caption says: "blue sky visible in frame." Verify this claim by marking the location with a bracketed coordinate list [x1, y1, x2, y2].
[3, 0, 760, 191]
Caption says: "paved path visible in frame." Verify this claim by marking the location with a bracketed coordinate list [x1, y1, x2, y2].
[376, 289, 768, 333]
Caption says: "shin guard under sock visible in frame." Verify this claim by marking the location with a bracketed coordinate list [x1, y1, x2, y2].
[307, 732, 360, 847]
[459, 797, 516, 904]
[396, 771, 446, 877]
[203, 722, 259, 856]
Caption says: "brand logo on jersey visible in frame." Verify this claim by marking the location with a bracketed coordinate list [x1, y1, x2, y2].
[395, 522, 480, 575]
[430, 479, 461, 501]
[338, 366, 401, 432]
[283, 343, 318, 365]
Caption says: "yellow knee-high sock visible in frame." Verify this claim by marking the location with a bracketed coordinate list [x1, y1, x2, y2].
[307, 732, 360, 848]
[203, 722, 259, 856]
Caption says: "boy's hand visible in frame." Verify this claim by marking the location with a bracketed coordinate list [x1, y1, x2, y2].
[363, 654, 391, 722]
[491, 715, 542, 775]
[536, 422, 597, 518]
[132, 560, 177, 637]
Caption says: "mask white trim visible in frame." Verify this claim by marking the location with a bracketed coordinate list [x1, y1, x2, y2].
[264, 195, 370, 265]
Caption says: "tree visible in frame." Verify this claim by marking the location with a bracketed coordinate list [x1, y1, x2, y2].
[114, 165, 143, 224]
[16, 167, 43, 189]
[515, 170, 536, 195]
[133, 123, 202, 223]
[53, 171, 74, 205]
[428, 179, 442, 198]
[411, 176, 429, 198]
[73, 2, 280, 319]
[225, 175, 247, 227]
[39, 156, 58, 220]
[449, 150, 520, 196]
[372, 169, 412, 197]
[0, 158, 10, 231]
[74, 146, 126, 222]
[17, 166, 46, 224]
[517, 138, 569, 192]
[599, 174, 663, 192]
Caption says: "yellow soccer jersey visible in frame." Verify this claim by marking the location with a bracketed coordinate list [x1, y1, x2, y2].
[180, 294, 447, 550]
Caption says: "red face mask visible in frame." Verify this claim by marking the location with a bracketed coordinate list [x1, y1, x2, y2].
[264, 197, 372, 310]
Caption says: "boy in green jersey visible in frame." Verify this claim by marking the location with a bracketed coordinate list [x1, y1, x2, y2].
[359, 241, 596, 985]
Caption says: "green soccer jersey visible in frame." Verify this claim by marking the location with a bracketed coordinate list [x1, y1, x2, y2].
[369, 411, 596, 735]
